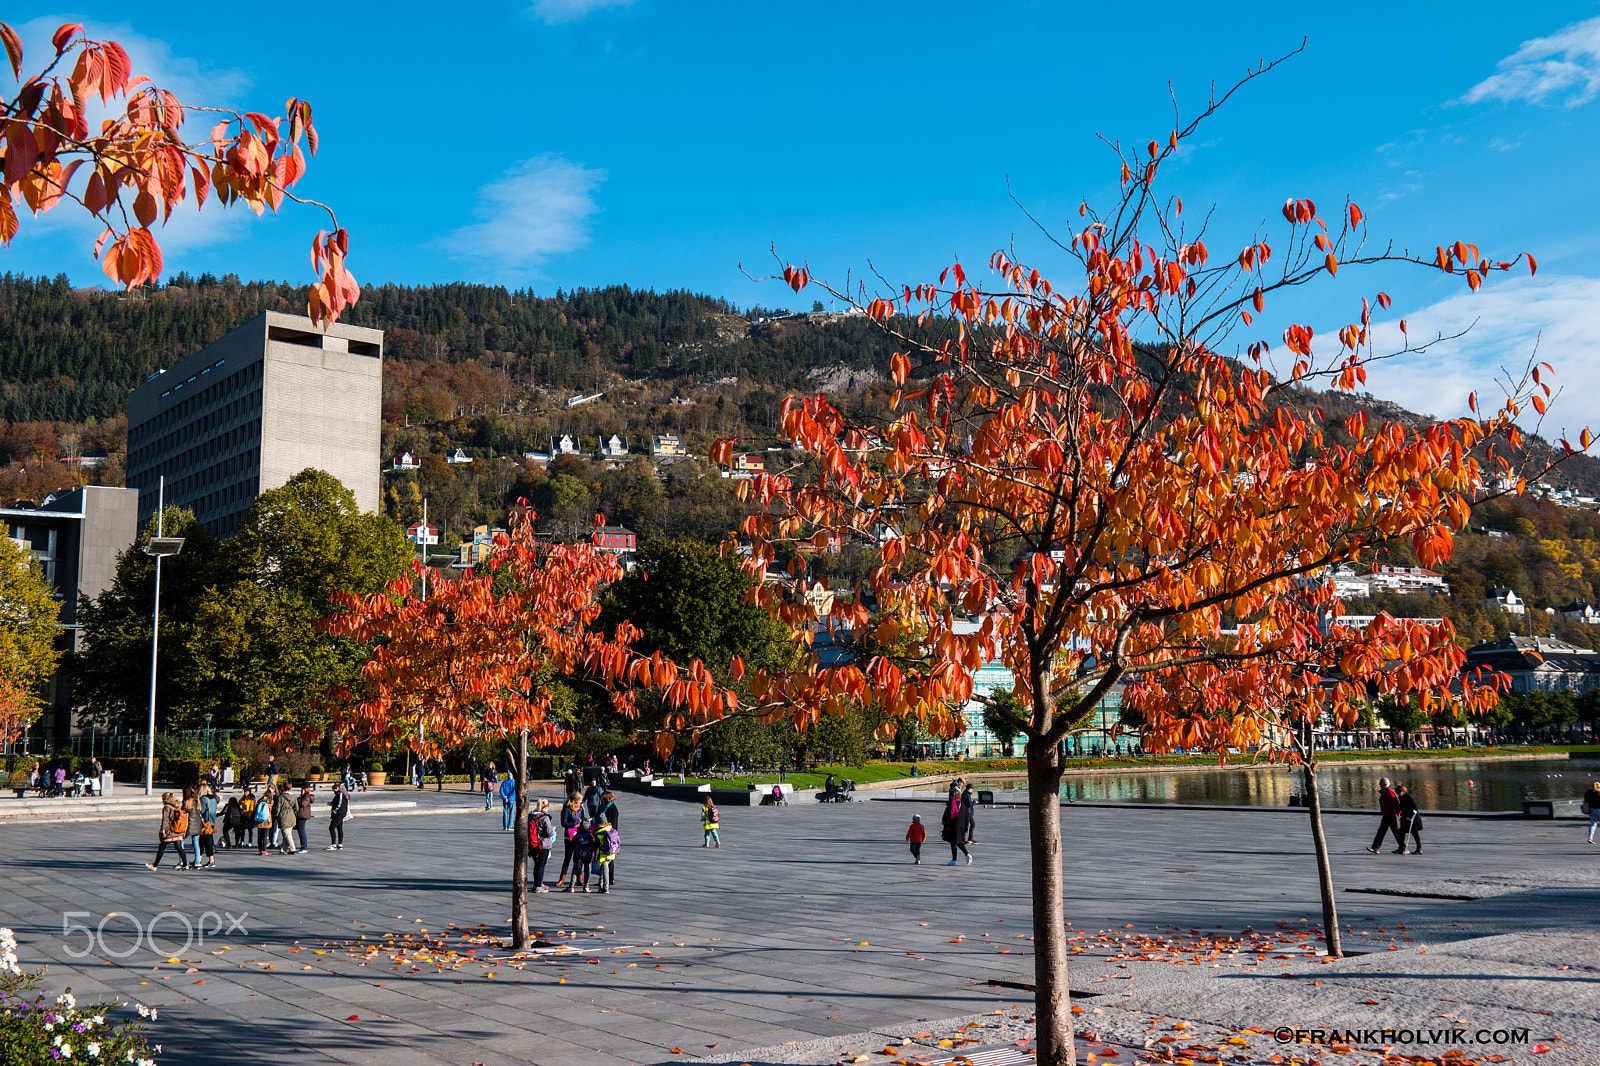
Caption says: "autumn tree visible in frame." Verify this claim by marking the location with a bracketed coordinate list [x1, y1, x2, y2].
[0, 527, 64, 744]
[0, 21, 356, 323]
[325, 506, 731, 949]
[697, 62, 1572, 1066]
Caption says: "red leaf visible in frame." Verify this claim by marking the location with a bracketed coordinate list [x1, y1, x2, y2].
[0, 22, 22, 79]
[51, 23, 81, 53]
[1527, 254, 1538, 276]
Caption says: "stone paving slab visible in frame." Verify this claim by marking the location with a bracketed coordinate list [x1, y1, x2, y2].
[1, 786, 1596, 1065]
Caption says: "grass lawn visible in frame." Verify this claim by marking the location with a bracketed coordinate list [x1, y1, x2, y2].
[662, 745, 1598, 790]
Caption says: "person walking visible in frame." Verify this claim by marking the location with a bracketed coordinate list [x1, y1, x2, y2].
[180, 786, 202, 870]
[433, 759, 444, 792]
[555, 794, 585, 888]
[412, 758, 425, 790]
[499, 772, 516, 831]
[1584, 780, 1600, 845]
[701, 797, 720, 848]
[529, 798, 556, 892]
[942, 788, 971, 865]
[906, 813, 926, 864]
[467, 754, 478, 794]
[327, 783, 349, 850]
[482, 763, 496, 810]
[566, 818, 594, 893]
[274, 785, 299, 855]
[295, 785, 315, 852]
[1396, 785, 1423, 854]
[266, 755, 278, 791]
[596, 791, 620, 886]
[197, 784, 219, 868]
[1367, 777, 1406, 854]
[146, 793, 186, 870]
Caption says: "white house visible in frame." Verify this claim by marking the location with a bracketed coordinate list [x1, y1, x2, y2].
[1363, 565, 1450, 595]
[445, 448, 473, 465]
[1485, 587, 1526, 615]
[392, 451, 420, 471]
[550, 434, 582, 456]
[1329, 564, 1371, 599]
[1561, 599, 1600, 625]
[598, 433, 628, 459]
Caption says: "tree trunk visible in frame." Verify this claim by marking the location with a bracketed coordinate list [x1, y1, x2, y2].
[1027, 734, 1074, 1066]
[1302, 759, 1342, 958]
[508, 728, 531, 951]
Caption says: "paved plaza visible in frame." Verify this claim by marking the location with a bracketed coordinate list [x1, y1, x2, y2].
[0, 785, 1596, 1065]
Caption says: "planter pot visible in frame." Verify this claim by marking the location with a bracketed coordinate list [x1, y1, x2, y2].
[308, 774, 324, 782]
[368, 772, 388, 786]
[252, 776, 268, 784]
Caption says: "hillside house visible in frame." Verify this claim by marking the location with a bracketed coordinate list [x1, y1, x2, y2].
[1364, 565, 1450, 595]
[1561, 599, 1600, 625]
[1486, 587, 1526, 615]
[731, 453, 765, 475]
[551, 434, 582, 456]
[445, 448, 473, 465]
[651, 433, 685, 456]
[592, 525, 636, 553]
[598, 434, 628, 459]
[392, 451, 420, 471]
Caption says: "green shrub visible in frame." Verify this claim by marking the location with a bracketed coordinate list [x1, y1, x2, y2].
[0, 928, 159, 1065]
[105, 757, 156, 782]
[368, 761, 385, 773]
[309, 764, 325, 774]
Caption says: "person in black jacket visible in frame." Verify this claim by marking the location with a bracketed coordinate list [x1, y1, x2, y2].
[1584, 781, 1599, 845]
[1396, 785, 1422, 854]
[326, 784, 349, 850]
[941, 788, 971, 865]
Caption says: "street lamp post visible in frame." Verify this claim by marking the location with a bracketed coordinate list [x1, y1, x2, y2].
[142, 476, 184, 796]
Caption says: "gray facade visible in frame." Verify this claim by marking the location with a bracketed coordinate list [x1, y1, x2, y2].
[1, 486, 140, 747]
[126, 311, 383, 536]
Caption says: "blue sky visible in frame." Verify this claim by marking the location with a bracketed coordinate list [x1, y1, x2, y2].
[9, 2, 1600, 435]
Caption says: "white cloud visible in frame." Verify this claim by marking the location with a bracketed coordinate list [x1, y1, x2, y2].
[1319, 275, 1600, 440]
[1463, 16, 1600, 107]
[530, 0, 639, 25]
[436, 155, 607, 278]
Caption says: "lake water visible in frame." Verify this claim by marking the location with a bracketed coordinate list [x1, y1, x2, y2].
[926, 757, 1600, 812]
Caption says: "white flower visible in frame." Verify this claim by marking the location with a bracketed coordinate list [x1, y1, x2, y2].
[87, 1042, 100, 1058]
[60, 1042, 73, 1057]
[57, 991, 77, 1009]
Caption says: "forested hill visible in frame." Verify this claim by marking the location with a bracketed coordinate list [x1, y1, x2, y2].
[10, 270, 1600, 654]
[0, 272, 900, 424]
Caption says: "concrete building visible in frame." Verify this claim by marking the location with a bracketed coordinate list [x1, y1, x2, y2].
[1, 487, 139, 749]
[1465, 635, 1600, 694]
[1363, 564, 1450, 595]
[125, 311, 383, 537]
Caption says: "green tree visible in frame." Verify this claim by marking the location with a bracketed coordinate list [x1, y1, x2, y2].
[1375, 694, 1428, 743]
[186, 469, 410, 734]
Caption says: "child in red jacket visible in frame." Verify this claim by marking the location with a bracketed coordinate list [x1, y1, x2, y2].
[905, 814, 926, 864]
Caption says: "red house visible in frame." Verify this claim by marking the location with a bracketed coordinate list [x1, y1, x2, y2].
[592, 525, 636, 553]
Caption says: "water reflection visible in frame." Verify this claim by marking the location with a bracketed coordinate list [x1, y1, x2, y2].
[942, 758, 1599, 811]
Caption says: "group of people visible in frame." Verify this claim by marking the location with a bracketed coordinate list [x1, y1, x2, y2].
[147, 781, 350, 869]
[1367, 777, 1426, 854]
[14, 758, 103, 797]
[526, 780, 621, 894]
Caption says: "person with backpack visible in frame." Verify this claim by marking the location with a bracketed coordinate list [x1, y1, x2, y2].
[596, 791, 620, 886]
[499, 773, 517, 831]
[197, 785, 219, 869]
[566, 817, 594, 892]
[481, 763, 496, 810]
[592, 812, 619, 894]
[146, 793, 186, 870]
[295, 785, 316, 852]
[701, 798, 720, 848]
[253, 786, 274, 854]
[554, 794, 585, 888]
[327, 783, 349, 849]
[529, 798, 556, 892]
[961, 784, 978, 844]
